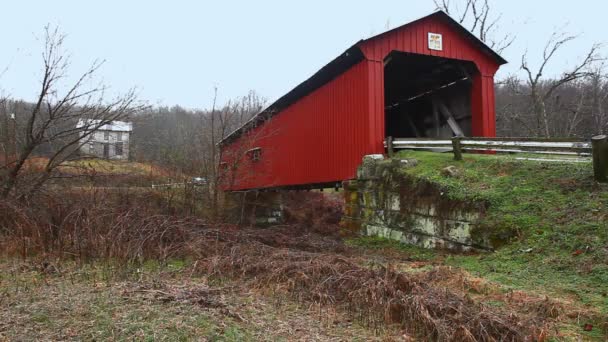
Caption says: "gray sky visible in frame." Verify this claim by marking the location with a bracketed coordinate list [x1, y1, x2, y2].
[0, 0, 606, 109]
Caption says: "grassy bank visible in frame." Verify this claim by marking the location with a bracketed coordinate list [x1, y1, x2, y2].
[388, 150, 608, 337]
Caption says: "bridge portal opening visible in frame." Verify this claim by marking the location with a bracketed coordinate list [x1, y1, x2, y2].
[384, 52, 478, 139]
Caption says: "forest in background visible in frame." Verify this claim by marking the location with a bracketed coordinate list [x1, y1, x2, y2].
[2, 0, 608, 200]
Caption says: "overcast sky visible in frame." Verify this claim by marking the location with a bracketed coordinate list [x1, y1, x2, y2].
[0, 0, 606, 109]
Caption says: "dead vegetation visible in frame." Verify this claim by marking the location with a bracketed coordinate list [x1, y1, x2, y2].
[198, 242, 545, 341]
[0, 190, 563, 341]
[0, 261, 383, 341]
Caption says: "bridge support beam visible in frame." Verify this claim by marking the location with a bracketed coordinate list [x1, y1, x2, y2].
[224, 190, 284, 226]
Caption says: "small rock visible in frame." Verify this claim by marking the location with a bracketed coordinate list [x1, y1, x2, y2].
[363, 154, 384, 162]
[441, 165, 461, 178]
[391, 158, 418, 168]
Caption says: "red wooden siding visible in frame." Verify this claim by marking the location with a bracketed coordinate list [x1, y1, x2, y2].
[357, 15, 501, 145]
[367, 60, 385, 154]
[224, 60, 374, 190]
[220, 11, 505, 191]
[357, 16, 500, 75]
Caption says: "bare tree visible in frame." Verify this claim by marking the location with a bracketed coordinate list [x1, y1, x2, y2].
[520, 31, 602, 137]
[433, 0, 514, 53]
[204, 87, 221, 218]
[0, 97, 12, 166]
[0, 26, 145, 199]
[588, 64, 608, 135]
[564, 80, 587, 136]
[495, 75, 538, 136]
[199, 89, 266, 220]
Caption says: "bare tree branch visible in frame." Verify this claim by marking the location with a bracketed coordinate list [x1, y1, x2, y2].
[0, 26, 145, 199]
[434, 0, 515, 54]
[518, 27, 603, 137]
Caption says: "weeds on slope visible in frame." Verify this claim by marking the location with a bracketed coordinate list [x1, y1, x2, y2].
[198, 240, 546, 341]
[0, 190, 549, 341]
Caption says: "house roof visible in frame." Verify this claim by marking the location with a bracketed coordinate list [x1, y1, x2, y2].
[220, 10, 506, 145]
[77, 119, 133, 132]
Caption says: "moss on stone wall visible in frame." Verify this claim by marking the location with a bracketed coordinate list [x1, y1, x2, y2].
[345, 155, 490, 251]
[345, 151, 608, 317]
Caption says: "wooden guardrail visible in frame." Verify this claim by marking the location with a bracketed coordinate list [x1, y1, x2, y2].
[385, 135, 608, 182]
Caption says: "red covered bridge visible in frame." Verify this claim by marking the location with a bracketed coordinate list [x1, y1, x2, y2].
[220, 11, 506, 191]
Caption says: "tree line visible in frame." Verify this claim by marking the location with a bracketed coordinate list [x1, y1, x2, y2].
[130, 90, 264, 175]
[2, 0, 608, 201]
[435, 0, 607, 138]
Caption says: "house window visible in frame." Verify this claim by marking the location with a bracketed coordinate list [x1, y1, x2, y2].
[104, 131, 109, 140]
[117, 132, 122, 141]
[247, 147, 262, 162]
[115, 142, 123, 156]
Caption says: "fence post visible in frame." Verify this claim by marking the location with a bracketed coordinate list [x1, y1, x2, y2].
[592, 135, 608, 183]
[387, 136, 394, 158]
[452, 136, 463, 161]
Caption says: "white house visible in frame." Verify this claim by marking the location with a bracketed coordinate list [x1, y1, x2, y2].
[77, 119, 133, 160]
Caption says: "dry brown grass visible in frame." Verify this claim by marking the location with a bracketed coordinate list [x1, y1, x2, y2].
[197, 242, 546, 341]
[0, 190, 566, 341]
[0, 260, 385, 341]
[0, 190, 208, 261]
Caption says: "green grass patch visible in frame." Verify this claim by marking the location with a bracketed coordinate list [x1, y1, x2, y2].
[393, 151, 608, 313]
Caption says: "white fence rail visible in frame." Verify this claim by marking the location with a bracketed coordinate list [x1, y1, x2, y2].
[385, 135, 608, 182]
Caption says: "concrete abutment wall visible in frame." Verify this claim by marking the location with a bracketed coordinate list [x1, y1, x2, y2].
[342, 155, 491, 252]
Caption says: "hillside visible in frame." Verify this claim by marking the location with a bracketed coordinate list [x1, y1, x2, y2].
[2, 152, 607, 340]
[375, 150, 608, 338]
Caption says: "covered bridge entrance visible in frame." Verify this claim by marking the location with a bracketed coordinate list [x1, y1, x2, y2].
[384, 52, 478, 139]
[220, 11, 506, 191]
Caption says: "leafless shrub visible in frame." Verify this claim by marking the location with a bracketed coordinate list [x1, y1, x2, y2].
[0, 189, 207, 261]
[282, 191, 344, 236]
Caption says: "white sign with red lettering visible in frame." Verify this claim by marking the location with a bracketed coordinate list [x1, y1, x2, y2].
[428, 32, 443, 51]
